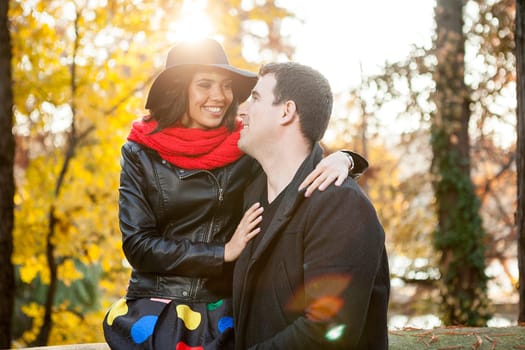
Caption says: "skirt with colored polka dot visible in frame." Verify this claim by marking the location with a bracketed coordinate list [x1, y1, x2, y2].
[103, 297, 234, 350]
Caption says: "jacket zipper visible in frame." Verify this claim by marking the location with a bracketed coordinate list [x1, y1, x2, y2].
[208, 171, 224, 205]
[178, 169, 224, 298]
[189, 214, 216, 298]
[202, 171, 223, 242]
[178, 169, 224, 205]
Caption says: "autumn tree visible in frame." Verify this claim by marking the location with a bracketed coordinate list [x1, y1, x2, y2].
[333, 0, 516, 324]
[0, 0, 15, 347]
[9, 0, 296, 346]
[517, 0, 525, 323]
[431, 0, 491, 326]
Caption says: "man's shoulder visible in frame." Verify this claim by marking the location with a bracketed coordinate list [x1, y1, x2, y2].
[306, 177, 378, 215]
[314, 177, 365, 198]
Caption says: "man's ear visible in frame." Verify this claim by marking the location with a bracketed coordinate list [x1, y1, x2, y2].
[280, 100, 297, 125]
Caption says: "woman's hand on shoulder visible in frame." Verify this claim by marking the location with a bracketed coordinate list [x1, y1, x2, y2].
[299, 151, 352, 197]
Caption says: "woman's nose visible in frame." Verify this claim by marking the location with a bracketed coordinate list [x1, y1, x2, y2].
[210, 85, 226, 101]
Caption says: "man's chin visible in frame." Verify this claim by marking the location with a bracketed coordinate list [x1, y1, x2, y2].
[237, 138, 249, 154]
[237, 137, 244, 148]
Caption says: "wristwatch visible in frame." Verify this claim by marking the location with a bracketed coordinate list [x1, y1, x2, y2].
[343, 151, 354, 171]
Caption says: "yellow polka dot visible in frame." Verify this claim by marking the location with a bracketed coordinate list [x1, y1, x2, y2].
[176, 304, 202, 330]
[106, 298, 128, 326]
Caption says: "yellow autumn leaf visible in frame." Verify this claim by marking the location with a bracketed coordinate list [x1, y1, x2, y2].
[87, 244, 101, 262]
[19, 257, 41, 284]
[58, 259, 83, 286]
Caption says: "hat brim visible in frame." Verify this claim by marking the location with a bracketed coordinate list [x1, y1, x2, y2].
[145, 64, 257, 109]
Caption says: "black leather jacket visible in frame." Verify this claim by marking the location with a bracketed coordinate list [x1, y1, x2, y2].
[119, 141, 368, 303]
[119, 141, 258, 302]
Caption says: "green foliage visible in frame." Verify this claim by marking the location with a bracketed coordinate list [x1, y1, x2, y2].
[431, 129, 491, 326]
[13, 262, 102, 339]
[430, 0, 492, 326]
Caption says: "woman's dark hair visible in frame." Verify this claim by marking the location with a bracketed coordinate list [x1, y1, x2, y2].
[147, 69, 239, 133]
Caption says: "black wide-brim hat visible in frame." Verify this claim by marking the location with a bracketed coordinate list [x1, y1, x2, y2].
[145, 38, 257, 109]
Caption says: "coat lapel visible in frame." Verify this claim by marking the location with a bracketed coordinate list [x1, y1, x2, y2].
[234, 145, 324, 345]
[248, 144, 324, 262]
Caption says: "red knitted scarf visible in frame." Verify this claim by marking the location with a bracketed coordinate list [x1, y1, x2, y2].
[127, 118, 244, 170]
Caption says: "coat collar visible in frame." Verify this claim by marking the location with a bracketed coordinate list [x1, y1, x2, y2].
[247, 143, 324, 261]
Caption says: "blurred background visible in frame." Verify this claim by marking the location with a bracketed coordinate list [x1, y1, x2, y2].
[0, 0, 520, 347]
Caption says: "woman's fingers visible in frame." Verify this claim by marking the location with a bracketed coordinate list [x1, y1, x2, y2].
[300, 153, 349, 197]
[237, 203, 263, 242]
[224, 204, 263, 262]
[245, 218, 262, 236]
[246, 227, 261, 240]
[299, 167, 321, 192]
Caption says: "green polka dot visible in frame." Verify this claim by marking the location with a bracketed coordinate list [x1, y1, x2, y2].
[207, 299, 224, 311]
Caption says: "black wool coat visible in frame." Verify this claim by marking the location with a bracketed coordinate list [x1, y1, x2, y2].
[232, 144, 390, 350]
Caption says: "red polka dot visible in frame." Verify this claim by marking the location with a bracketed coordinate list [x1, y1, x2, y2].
[175, 341, 204, 350]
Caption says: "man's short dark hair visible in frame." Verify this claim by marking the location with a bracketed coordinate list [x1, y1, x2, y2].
[259, 62, 333, 144]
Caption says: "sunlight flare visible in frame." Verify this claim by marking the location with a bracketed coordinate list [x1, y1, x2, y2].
[168, 0, 214, 43]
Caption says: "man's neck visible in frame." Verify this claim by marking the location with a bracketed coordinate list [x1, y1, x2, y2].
[258, 141, 311, 204]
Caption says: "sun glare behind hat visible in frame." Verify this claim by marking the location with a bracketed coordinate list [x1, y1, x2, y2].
[145, 38, 257, 109]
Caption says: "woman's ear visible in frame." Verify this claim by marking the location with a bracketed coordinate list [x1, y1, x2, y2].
[280, 100, 297, 125]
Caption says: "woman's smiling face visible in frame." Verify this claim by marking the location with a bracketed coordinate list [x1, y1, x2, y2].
[181, 68, 234, 130]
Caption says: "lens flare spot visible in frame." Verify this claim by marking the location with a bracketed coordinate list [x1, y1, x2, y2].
[287, 273, 351, 314]
[308, 296, 344, 321]
[325, 324, 346, 341]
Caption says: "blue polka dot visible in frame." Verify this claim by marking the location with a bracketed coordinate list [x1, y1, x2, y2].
[218, 316, 234, 333]
[131, 315, 158, 344]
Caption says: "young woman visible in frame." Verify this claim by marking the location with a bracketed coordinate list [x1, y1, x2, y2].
[102, 38, 367, 350]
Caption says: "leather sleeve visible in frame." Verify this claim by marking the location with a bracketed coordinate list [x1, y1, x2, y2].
[342, 150, 369, 179]
[118, 142, 225, 277]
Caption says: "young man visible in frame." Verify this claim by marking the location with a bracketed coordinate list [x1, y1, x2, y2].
[233, 62, 390, 349]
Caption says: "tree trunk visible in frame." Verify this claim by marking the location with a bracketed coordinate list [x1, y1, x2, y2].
[0, 0, 15, 347]
[431, 0, 491, 325]
[33, 8, 82, 346]
[516, 0, 525, 324]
